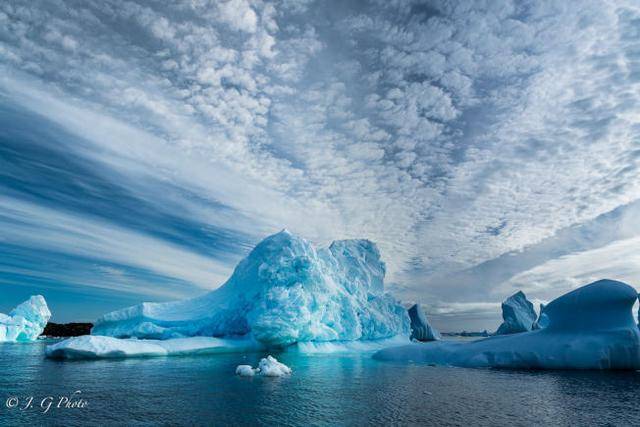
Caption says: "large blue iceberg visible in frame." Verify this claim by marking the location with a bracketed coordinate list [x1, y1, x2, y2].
[495, 291, 536, 335]
[0, 296, 51, 342]
[374, 280, 640, 370]
[47, 231, 410, 358]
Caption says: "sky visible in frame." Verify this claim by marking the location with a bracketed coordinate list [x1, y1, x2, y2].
[1, 0, 639, 330]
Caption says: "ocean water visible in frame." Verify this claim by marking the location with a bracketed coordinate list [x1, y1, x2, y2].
[1, 339, 640, 426]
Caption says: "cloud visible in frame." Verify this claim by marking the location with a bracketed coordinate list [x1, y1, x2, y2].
[217, 0, 259, 33]
[504, 236, 640, 299]
[1, 0, 640, 325]
[0, 196, 230, 294]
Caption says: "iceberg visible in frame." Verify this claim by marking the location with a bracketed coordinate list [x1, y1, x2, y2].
[235, 355, 292, 377]
[374, 280, 640, 370]
[495, 291, 536, 335]
[0, 295, 51, 342]
[47, 230, 410, 358]
[408, 304, 440, 341]
[258, 355, 292, 376]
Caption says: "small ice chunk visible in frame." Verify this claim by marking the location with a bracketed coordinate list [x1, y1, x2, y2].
[236, 355, 292, 377]
[258, 355, 292, 377]
[235, 365, 257, 377]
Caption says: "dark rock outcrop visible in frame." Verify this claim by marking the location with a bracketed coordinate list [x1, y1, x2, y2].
[42, 322, 93, 337]
[460, 330, 489, 337]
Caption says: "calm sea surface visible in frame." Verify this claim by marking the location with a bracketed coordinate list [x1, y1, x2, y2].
[1, 339, 639, 426]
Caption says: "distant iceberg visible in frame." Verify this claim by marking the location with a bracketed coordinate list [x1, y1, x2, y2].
[408, 304, 440, 341]
[0, 295, 51, 342]
[495, 291, 536, 335]
[374, 280, 640, 370]
[47, 230, 410, 359]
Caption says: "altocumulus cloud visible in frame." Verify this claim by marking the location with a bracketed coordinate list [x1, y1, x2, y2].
[0, 0, 639, 326]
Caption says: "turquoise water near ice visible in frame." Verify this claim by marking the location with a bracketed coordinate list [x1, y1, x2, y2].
[1, 339, 640, 426]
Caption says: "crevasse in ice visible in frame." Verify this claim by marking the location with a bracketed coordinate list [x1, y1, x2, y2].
[0, 295, 51, 342]
[374, 279, 640, 370]
[533, 303, 549, 330]
[90, 230, 410, 347]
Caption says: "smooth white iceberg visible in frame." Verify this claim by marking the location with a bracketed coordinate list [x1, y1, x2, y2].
[0, 295, 51, 342]
[48, 230, 410, 359]
[374, 280, 640, 370]
[236, 356, 292, 377]
[495, 290, 536, 335]
[408, 304, 440, 341]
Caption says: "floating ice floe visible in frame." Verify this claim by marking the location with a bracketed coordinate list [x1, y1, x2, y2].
[408, 304, 440, 342]
[259, 355, 292, 376]
[0, 295, 51, 342]
[235, 355, 292, 377]
[46, 335, 263, 359]
[374, 280, 640, 370]
[47, 230, 410, 359]
[495, 291, 536, 335]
